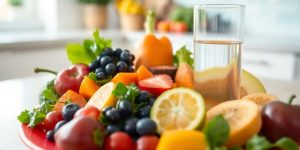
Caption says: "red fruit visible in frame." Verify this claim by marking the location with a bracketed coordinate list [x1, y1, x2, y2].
[170, 22, 188, 33]
[104, 132, 134, 150]
[138, 74, 173, 96]
[136, 135, 159, 150]
[54, 116, 104, 150]
[44, 111, 63, 131]
[54, 64, 89, 96]
[74, 106, 100, 121]
[157, 21, 171, 32]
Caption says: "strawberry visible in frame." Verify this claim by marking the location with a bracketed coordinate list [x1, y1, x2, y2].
[138, 74, 173, 96]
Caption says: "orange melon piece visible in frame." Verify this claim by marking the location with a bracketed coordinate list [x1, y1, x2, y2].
[79, 76, 100, 99]
[112, 72, 138, 85]
[136, 65, 154, 81]
[175, 63, 194, 89]
[54, 90, 87, 112]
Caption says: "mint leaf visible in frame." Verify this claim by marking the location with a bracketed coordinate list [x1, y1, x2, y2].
[246, 135, 271, 150]
[204, 115, 230, 150]
[92, 128, 105, 148]
[112, 83, 128, 99]
[66, 30, 112, 65]
[17, 110, 30, 123]
[174, 45, 194, 67]
[273, 137, 298, 150]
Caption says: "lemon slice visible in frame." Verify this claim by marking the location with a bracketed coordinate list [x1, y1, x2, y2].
[150, 88, 206, 133]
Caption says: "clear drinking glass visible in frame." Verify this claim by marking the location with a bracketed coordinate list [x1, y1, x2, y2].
[193, 4, 245, 109]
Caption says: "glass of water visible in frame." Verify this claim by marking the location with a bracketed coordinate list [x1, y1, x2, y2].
[193, 4, 245, 109]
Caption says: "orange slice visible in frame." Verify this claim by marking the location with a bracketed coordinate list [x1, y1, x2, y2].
[242, 93, 278, 110]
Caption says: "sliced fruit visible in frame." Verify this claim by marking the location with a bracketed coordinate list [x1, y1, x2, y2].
[136, 65, 154, 81]
[54, 90, 87, 112]
[111, 72, 138, 85]
[85, 82, 116, 110]
[206, 100, 262, 148]
[138, 74, 173, 96]
[151, 88, 206, 133]
[79, 76, 100, 99]
[194, 68, 266, 109]
[148, 65, 177, 80]
[175, 63, 193, 89]
[242, 93, 278, 110]
[156, 130, 207, 150]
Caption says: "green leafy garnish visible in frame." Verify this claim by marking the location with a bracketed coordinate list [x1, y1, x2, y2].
[88, 72, 112, 85]
[246, 135, 298, 150]
[66, 30, 112, 65]
[204, 115, 230, 150]
[39, 79, 59, 104]
[92, 128, 105, 148]
[173, 45, 194, 68]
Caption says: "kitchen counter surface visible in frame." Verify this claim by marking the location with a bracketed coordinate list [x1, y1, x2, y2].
[0, 74, 299, 149]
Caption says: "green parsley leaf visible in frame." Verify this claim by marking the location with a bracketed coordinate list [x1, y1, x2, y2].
[174, 45, 194, 68]
[112, 83, 128, 99]
[273, 137, 298, 150]
[28, 110, 46, 128]
[204, 115, 230, 150]
[66, 30, 112, 65]
[246, 135, 271, 150]
[88, 72, 112, 85]
[17, 110, 30, 123]
[125, 84, 139, 102]
[92, 128, 105, 148]
[39, 79, 59, 104]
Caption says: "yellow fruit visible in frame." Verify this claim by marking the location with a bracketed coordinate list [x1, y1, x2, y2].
[156, 130, 208, 150]
[242, 93, 278, 110]
[194, 68, 266, 109]
[85, 82, 116, 110]
[207, 100, 262, 148]
[150, 88, 206, 133]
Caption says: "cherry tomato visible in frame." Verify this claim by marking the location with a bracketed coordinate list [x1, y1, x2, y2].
[157, 21, 170, 32]
[74, 106, 100, 120]
[104, 132, 134, 150]
[44, 111, 63, 130]
[136, 135, 159, 150]
[170, 22, 188, 33]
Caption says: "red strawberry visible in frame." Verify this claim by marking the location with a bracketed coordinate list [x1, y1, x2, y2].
[138, 74, 173, 96]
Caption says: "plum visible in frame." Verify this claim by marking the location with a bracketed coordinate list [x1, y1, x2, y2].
[54, 116, 105, 150]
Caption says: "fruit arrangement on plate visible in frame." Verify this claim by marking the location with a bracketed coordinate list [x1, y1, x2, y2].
[18, 12, 300, 150]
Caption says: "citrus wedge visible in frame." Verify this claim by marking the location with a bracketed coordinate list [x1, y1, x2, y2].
[150, 88, 206, 133]
[241, 93, 278, 110]
[207, 100, 262, 148]
[85, 82, 116, 110]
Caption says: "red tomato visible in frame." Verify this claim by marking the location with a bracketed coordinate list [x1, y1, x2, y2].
[136, 135, 159, 150]
[104, 132, 134, 150]
[157, 21, 170, 32]
[44, 111, 63, 130]
[170, 22, 188, 33]
[74, 106, 100, 120]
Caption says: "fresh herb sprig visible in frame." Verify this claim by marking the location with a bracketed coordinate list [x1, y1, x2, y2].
[173, 45, 194, 68]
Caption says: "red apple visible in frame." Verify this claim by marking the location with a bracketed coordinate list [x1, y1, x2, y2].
[54, 64, 89, 95]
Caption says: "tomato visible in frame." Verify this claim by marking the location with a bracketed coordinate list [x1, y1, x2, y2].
[136, 135, 159, 150]
[170, 22, 188, 33]
[104, 132, 134, 150]
[44, 111, 63, 130]
[157, 21, 170, 32]
[74, 106, 100, 120]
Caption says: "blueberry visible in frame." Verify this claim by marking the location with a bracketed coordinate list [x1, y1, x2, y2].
[54, 120, 67, 132]
[124, 117, 139, 136]
[62, 103, 81, 121]
[124, 49, 130, 53]
[46, 130, 55, 142]
[136, 91, 151, 104]
[149, 97, 156, 106]
[104, 47, 114, 56]
[114, 48, 123, 57]
[137, 105, 151, 118]
[96, 72, 106, 80]
[96, 55, 102, 62]
[117, 100, 133, 117]
[106, 109, 121, 123]
[101, 56, 113, 67]
[105, 63, 117, 75]
[117, 61, 128, 72]
[130, 54, 135, 62]
[95, 67, 105, 74]
[88, 61, 100, 71]
[136, 118, 157, 136]
[106, 124, 121, 135]
[102, 106, 113, 116]
[120, 51, 131, 63]
[128, 66, 134, 72]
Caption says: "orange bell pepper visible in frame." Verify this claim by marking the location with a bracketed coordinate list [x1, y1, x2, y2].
[134, 11, 173, 68]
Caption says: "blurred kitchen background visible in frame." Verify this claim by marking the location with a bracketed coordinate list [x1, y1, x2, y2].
[0, 0, 300, 81]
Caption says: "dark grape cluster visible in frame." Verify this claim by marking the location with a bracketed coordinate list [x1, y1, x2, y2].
[101, 90, 157, 139]
[88, 48, 135, 80]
